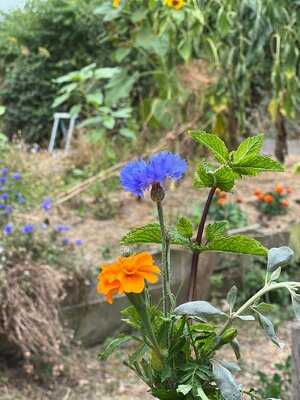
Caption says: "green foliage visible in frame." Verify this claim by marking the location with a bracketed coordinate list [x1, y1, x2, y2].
[207, 197, 248, 229]
[254, 184, 291, 217]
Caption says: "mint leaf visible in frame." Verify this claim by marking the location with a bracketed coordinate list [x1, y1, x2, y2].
[208, 235, 267, 256]
[190, 130, 229, 164]
[232, 155, 284, 176]
[194, 162, 215, 188]
[232, 134, 264, 163]
[176, 217, 193, 239]
[214, 165, 235, 191]
[121, 223, 161, 245]
[206, 221, 228, 242]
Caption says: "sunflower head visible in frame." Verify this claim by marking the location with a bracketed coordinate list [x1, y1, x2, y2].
[112, 0, 121, 8]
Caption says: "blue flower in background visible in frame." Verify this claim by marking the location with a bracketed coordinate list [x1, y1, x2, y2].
[4, 205, 13, 215]
[3, 224, 13, 235]
[55, 225, 70, 233]
[12, 172, 22, 181]
[22, 224, 34, 234]
[0, 177, 7, 185]
[16, 193, 26, 204]
[0, 167, 9, 176]
[120, 160, 149, 197]
[41, 197, 52, 212]
[0, 193, 9, 202]
[120, 152, 187, 197]
[62, 237, 69, 246]
[74, 239, 83, 246]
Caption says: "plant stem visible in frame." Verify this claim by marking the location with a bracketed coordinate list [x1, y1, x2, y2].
[187, 186, 217, 301]
[157, 200, 172, 315]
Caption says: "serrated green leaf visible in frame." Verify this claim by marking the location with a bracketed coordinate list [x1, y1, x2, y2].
[176, 217, 193, 239]
[99, 336, 132, 361]
[194, 162, 215, 188]
[174, 301, 226, 318]
[214, 165, 235, 191]
[232, 155, 284, 176]
[121, 223, 161, 245]
[208, 235, 267, 256]
[256, 312, 282, 348]
[177, 384, 192, 396]
[232, 134, 264, 164]
[226, 286, 238, 311]
[212, 363, 242, 400]
[206, 221, 228, 242]
[190, 130, 229, 164]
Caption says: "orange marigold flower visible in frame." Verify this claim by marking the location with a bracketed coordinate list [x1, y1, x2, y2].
[97, 252, 160, 304]
[217, 197, 226, 206]
[287, 187, 293, 194]
[282, 199, 289, 207]
[164, 0, 185, 10]
[263, 194, 273, 204]
[275, 183, 285, 195]
[254, 188, 262, 196]
[112, 0, 121, 8]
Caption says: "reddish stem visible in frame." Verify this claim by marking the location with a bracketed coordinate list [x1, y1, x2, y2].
[187, 186, 217, 301]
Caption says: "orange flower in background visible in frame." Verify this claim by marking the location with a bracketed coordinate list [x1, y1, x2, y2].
[97, 252, 160, 304]
[217, 197, 226, 206]
[112, 0, 121, 8]
[254, 188, 263, 200]
[263, 194, 273, 204]
[275, 184, 285, 195]
[287, 187, 293, 194]
[164, 0, 186, 10]
[282, 199, 289, 207]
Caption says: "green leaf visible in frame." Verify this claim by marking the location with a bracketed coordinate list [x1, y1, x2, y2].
[226, 286, 238, 311]
[99, 336, 132, 361]
[208, 235, 267, 256]
[194, 162, 215, 188]
[94, 67, 120, 79]
[254, 303, 274, 314]
[52, 93, 69, 108]
[190, 130, 229, 164]
[176, 217, 193, 239]
[86, 92, 103, 106]
[112, 107, 132, 118]
[194, 386, 210, 400]
[102, 115, 115, 130]
[119, 128, 136, 140]
[212, 363, 242, 400]
[129, 343, 148, 364]
[70, 104, 82, 117]
[267, 246, 294, 272]
[256, 312, 282, 348]
[0, 106, 6, 116]
[214, 165, 235, 191]
[177, 384, 192, 396]
[206, 221, 228, 242]
[230, 339, 241, 360]
[174, 301, 226, 318]
[121, 223, 161, 245]
[232, 155, 284, 176]
[106, 70, 139, 106]
[232, 134, 264, 164]
[236, 315, 255, 321]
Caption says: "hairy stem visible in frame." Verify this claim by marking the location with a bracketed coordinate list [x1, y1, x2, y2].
[157, 200, 172, 316]
[187, 186, 217, 301]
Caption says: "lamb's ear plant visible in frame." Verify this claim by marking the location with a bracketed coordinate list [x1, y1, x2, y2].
[97, 133, 299, 400]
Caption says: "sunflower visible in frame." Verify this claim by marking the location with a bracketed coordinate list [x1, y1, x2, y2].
[97, 252, 160, 304]
[112, 0, 121, 8]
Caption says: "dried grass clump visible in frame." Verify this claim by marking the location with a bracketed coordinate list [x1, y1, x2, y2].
[0, 263, 67, 374]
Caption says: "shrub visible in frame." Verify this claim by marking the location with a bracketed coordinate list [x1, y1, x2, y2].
[254, 184, 292, 217]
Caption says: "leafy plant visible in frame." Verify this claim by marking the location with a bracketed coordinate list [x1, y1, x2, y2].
[254, 184, 291, 217]
[96, 132, 299, 399]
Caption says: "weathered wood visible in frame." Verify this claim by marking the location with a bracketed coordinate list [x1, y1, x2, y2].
[292, 322, 300, 400]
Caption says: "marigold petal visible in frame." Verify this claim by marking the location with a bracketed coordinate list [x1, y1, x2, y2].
[140, 271, 159, 284]
[122, 274, 145, 293]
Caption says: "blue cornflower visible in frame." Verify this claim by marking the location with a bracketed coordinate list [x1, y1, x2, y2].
[22, 224, 34, 234]
[3, 224, 13, 235]
[4, 205, 13, 215]
[61, 237, 69, 246]
[0, 167, 9, 176]
[120, 152, 187, 197]
[120, 160, 149, 197]
[12, 172, 22, 181]
[0, 177, 6, 185]
[55, 225, 70, 233]
[0, 193, 9, 202]
[41, 197, 52, 212]
[74, 239, 83, 246]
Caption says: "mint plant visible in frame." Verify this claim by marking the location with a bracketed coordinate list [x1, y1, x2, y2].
[98, 132, 298, 400]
